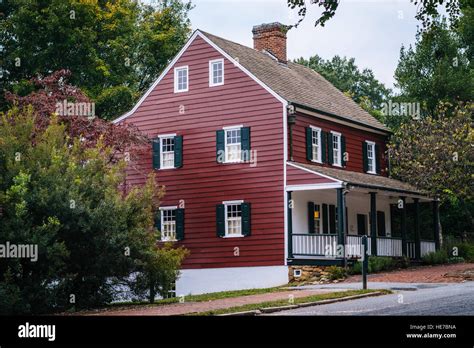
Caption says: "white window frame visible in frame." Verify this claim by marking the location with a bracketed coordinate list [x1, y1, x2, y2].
[159, 133, 176, 170]
[331, 131, 342, 167]
[174, 66, 189, 93]
[223, 200, 244, 238]
[159, 206, 178, 242]
[366, 140, 376, 174]
[310, 126, 322, 163]
[209, 58, 224, 87]
[223, 125, 243, 164]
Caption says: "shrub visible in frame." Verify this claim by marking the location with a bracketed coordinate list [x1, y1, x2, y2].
[349, 256, 396, 274]
[369, 256, 395, 273]
[445, 243, 474, 262]
[326, 266, 346, 280]
[447, 257, 465, 264]
[422, 250, 449, 265]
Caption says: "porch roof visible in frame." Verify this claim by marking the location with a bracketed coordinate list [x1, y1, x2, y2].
[289, 162, 431, 198]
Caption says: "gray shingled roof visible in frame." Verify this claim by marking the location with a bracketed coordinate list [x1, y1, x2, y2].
[292, 162, 429, 196]
[201, 31, 390, 132]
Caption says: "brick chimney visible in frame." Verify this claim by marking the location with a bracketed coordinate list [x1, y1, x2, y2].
[252, 22, 288, 63]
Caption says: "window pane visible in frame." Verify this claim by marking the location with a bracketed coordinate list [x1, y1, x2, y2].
[162, 209, 177, 241]
[225, 129, 241, 162]
[161, 137, 175, 168]
[226, 204, 242, 235]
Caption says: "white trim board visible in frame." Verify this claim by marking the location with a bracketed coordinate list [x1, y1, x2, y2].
[113, 30, 287, 124]
[286, 183, 343, 191]
[287, 162, 343, 183]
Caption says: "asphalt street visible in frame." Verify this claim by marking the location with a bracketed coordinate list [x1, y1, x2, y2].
[270, 281, 474, 315]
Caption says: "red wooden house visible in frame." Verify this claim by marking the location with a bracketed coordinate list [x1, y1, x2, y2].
[115, 23, 440, 295]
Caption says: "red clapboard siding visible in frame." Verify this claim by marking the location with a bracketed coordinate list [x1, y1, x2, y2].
[290, 111, 389, 176]
[286, 164, 337, 186]
[122, 36, 285, 269]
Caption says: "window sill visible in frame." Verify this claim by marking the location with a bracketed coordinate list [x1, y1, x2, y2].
[366, 171, 377, 175]
[310, 159, 323, 164]
[174, 89, 188, 93]
[158, 167, 177, 171]
[332, 163, 342, 168]
[210, 82, 224, 87]
[222, 234, 244, 238]
[160, 239, 178, 242]
[222, 160, 244, 164]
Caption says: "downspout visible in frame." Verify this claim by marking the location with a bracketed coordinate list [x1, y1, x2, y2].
[287, 104, 296, 161]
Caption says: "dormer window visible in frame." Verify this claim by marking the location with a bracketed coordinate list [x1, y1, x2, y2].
[174, 66, 188, 93]
[209, 59, 224, 87]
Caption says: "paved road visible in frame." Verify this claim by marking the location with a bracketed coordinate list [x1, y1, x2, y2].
[270, 281, 474, 315]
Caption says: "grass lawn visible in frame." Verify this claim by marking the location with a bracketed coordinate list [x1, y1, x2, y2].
[190, 289, 389, 316]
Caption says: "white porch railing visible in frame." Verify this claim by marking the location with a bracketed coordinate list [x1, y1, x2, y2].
[346, 235, 371, 257]
[291, 234, 436, 259]
[377, 237, 403, 257]
[421, 240, 436, 256]
[292, 234, 338, 256]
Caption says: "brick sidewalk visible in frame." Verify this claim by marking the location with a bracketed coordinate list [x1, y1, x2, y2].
[87, 288, 341, 316]
[345, 262, 474, 283]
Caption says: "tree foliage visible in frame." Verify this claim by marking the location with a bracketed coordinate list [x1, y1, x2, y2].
[0, 107, 187, 314]
[1, 0, 193, 119]
[5, 69, 149, 163]
[388, 102, 474, 237]
[394, 18, 473, 118]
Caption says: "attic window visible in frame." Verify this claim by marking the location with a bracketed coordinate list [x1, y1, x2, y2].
[209, 59, 224, 87]
[174, 66, 188, 93]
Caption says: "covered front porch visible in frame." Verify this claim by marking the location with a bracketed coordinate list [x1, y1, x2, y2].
[286, 162, 440, 266]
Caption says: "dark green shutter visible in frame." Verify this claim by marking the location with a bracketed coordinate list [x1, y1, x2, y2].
[375, 144, 381, 174]
[176, 208, 185, 240]
[362, 142, 368, 172]
[321, 130, 327, 163]
[306, 127, 313, 161]
[242, 202, 251, 236]
[308, 202, 315, 234]
[322, 204, 328, 234]
[174, 135, 183, 168]
[241, 127, 250, 162]
[152, 138, 160, 169]
[341, 135, 346, 166]
[329, 204, 336, 234]
[377, 211, 386, 236]
[154, 211, 161, 233]
[216, 130, 225, 163]
[327, 132, 333, 165]
[216, 204, 225, 237]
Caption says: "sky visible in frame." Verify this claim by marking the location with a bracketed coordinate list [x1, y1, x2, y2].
[187, 0, 423, 90]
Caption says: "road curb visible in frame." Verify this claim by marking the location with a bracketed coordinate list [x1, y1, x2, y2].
[219, 291, 386, 316]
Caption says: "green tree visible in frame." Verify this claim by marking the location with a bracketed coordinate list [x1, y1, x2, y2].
[0, 0, 192, 119]
[388, 102, 474, 239]
[295, 55, 391, 118]
[0, 107, 187, 313]
[394, 19, 473, 118]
